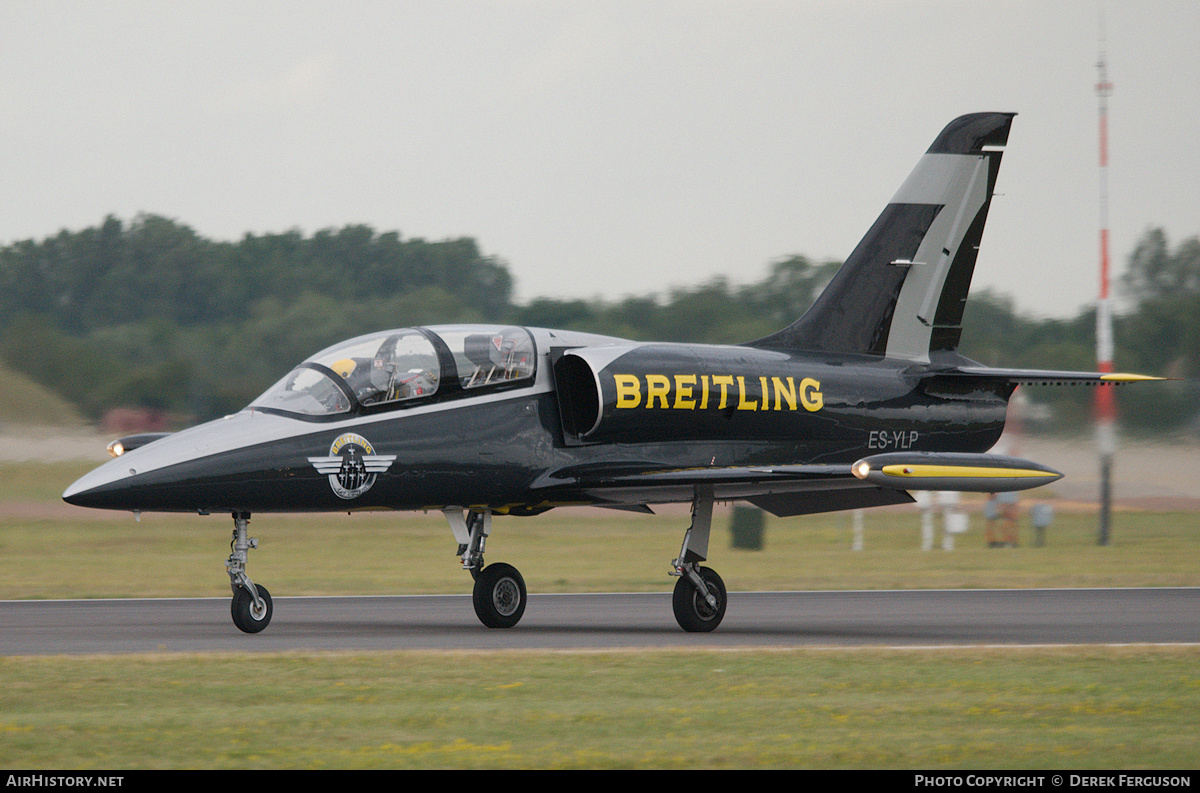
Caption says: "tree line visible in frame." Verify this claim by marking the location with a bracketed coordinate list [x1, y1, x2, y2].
[0, 214, 1195, 433]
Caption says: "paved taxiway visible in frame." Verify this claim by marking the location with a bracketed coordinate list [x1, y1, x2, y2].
[3, 588, 1197, 655]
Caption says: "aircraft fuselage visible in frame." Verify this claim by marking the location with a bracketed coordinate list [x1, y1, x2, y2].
[63, 328, 1010, 516]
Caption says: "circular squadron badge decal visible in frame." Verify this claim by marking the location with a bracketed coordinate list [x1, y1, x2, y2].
[307, 433, 397, 500]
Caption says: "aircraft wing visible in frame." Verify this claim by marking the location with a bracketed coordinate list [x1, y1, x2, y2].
[531, 451, 1063, 518]
[530, 461, 900, 517]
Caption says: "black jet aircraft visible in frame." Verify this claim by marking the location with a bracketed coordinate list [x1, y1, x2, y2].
[64, 113, 1158, 634]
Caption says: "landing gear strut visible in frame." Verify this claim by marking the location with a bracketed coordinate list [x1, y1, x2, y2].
[444, 507, 527, 629]
[226, 511, 273, 633]
[670, 487, 727, 632]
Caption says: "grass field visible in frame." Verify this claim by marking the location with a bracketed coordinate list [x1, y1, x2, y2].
[4, 646, 1199, 769]
[2, 460, 1198, 769]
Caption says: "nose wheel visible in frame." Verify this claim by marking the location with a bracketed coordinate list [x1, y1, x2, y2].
[226, 512, 273, 634]
[231, 581, 273, 633]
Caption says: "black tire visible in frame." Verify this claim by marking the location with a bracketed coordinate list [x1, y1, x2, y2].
[472, 563, 526, 629]
[672, 567, 726, 632]
[231, 583, 273, 634]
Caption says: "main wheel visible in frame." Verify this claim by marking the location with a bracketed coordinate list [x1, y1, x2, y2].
[672, 567, 726, 632]
[472, 563, 527, 629]
[231, 583, 273, 634]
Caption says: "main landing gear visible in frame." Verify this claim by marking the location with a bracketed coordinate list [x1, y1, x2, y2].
[444, 507, 527, 629]
[442, 489, 729, 634]
[226, 511, 273, 634]
[670, 486, 727, 633]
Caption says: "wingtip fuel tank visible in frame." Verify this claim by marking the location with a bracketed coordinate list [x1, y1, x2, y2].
[851, 452, 1063, 493]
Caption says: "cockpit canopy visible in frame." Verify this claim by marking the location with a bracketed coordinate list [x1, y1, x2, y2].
[251, 325, 536, 418]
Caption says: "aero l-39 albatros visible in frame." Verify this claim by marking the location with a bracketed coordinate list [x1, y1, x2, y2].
[64, 113, 1158, 634]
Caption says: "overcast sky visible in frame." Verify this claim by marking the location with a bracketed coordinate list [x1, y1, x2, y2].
[2, 1, 1197, 320]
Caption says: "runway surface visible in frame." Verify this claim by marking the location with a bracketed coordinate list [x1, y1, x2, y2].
[3, 587, 1197, 655]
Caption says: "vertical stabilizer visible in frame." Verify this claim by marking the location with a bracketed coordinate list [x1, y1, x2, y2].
[750, 113, 1014, 360]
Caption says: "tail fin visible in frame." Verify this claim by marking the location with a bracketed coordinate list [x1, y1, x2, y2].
[750, 112, 1015, 361]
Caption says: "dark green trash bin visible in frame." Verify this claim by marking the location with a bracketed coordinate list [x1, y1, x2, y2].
[730, 505, 765, 550]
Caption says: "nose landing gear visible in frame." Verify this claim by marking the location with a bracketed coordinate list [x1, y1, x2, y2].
[226, 511, 273, 634]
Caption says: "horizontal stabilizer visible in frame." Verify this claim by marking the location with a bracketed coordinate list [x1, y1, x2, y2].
[851, 452, 1062, 493]
[935, 367, 1164, 387]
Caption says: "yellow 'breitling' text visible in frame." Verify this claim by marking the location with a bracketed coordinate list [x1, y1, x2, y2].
[613, 373, 823, 412]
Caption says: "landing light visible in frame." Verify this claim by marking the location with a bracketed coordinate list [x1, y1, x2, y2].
[851, 460, 871, 480]
[107, 440, 125, 458]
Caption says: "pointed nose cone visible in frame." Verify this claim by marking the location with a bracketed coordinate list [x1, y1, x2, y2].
[62, 421, 224, 512]
[62, 479, 90, 507]
[62, 409, 318, 514]
[60, 428, 227, 513]
[63, 458, 143, 510]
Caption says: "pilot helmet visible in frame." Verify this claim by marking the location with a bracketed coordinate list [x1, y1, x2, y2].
[331, 359, 357, 379]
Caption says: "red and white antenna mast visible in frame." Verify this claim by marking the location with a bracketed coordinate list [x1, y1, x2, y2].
[1095, 21, 1115, 545]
